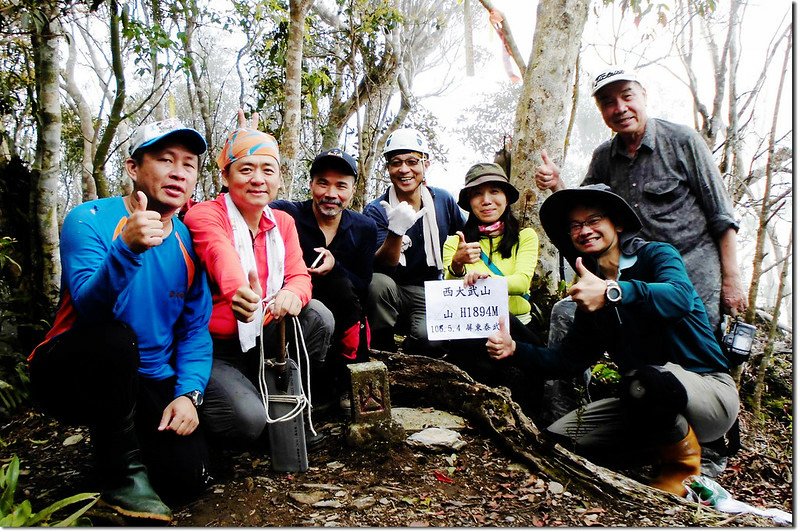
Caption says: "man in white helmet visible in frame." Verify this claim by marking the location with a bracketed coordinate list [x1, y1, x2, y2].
[363, 128, 465, 354]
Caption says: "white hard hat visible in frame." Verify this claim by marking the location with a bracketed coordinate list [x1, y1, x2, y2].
[381, 127, 429, 158]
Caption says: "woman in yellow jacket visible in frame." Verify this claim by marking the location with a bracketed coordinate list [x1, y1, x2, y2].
[443, 163, 540, 335]
[443, 162, 543, 412]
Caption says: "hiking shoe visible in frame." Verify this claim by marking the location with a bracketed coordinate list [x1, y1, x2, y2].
[305, 429, 327, 451]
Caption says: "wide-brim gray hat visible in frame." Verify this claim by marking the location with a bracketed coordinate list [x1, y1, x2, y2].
[540, 184, 642, 264]
[457, 162, 520, 210]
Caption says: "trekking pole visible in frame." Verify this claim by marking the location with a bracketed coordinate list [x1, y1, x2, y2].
[275, 318, 288, 392]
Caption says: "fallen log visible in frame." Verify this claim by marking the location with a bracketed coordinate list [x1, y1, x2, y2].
[373, 350, 775, 525]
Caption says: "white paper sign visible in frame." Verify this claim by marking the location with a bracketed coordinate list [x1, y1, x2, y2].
[424, 278, 509, 340]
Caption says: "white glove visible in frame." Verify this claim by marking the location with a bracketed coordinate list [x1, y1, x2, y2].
[380, 200, 427, 236]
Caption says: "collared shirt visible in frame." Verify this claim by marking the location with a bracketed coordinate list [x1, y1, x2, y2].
[582, 117, 738, 328]
[583, 117, 737, 251]
[364, 186, 465, 286]
[515, 241, 730, 376]
[270, 199, 378, 297]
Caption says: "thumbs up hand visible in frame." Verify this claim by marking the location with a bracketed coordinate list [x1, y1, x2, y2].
[450, 231, 481, 276]
[380, 200, 426, 236]
[567, 257, 608, 312]
[534, 148, 563, 191]
[122, 191, 166, 253]
[486, 315, 516, 360]
[232, 269, 263, 323]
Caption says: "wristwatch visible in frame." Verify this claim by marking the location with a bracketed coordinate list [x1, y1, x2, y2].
[182, 390, 203, 407]
[605, 280, 623, 304]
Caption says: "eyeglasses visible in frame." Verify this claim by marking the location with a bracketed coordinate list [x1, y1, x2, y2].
[387, 157, 423, 169]
[568, 214, 606, 235]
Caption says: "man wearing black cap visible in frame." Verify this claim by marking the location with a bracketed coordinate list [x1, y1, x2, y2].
[28, 118, 214, 521]
[271, 149, 378, 405]
[486, 184, 739, 497]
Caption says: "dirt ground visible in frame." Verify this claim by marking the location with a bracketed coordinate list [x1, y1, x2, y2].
[2, 394, 792, 527]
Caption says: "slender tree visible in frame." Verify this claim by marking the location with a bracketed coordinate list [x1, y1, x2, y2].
[745, 25, 791, 323]
[30, 0, 63, 308]
[509, 0, 590, 290]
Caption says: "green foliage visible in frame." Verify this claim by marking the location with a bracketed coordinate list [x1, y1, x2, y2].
[0, 456, 99, 526]
[591, 362, 621, 385]
[0, 236, 32, 420]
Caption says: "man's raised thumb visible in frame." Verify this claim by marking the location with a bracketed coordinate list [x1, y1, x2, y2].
[248, 269, 262, 296]
[135, 191, 148, 212]
[574, 256, 589, 277]
[540, 148, 552, 165]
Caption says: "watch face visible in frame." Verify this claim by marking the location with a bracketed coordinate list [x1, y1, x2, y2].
[606, 282, 622, 303]
[185, 391, 203, 406]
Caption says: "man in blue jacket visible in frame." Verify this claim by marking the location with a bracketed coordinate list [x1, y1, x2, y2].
[29, 119, 213, 521]
[363, 128, 465, 355]
[486, 184, 739, 496]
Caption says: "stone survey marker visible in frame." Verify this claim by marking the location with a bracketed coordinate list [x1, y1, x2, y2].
[345, 361, 404, 446]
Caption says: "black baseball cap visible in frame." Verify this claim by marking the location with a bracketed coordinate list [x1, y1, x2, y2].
[310, 149, 358, 179]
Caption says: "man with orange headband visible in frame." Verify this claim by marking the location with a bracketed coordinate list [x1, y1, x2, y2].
[184, 116, 334, 448]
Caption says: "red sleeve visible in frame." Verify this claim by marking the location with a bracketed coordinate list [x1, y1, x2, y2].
[274, 211, 312, 306]
[184, 196, 246, 304]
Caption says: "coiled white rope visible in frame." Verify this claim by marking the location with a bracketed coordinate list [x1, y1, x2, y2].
[256, 308, 316, 436]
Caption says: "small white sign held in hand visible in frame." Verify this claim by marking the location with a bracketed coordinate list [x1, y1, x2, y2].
[424, 278, 509, 341]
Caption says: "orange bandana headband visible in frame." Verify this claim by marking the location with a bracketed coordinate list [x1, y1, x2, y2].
[216, 128, 280, 171]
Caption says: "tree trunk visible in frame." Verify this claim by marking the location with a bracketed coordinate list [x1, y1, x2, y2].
[282, 0, 314, 199]
[177, 0, 218, 193]
[370, 350, 772, 525]
[509, 0, 589, 291]
[91, 0, 126, 199]
[463, 0, 474, 77]
[744, 28, 791, 323]
[31, 2, 63, 310]
[751, 233, 791, 421]
[62, 24, 97, 202]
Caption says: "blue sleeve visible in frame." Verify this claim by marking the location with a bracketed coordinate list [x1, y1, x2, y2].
[172, 267, 213, 397]
[447, 196, 466, 233]
[60, 205, 143, 321]
[364, 201, 389, 247]
[618, 243, 695, 320]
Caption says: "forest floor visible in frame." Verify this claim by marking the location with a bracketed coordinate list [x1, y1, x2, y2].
[2, 343, 793, 527]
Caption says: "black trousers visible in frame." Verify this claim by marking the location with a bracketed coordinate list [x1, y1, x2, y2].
[447, 315, 544, 413]
[29, 321, 210, 502]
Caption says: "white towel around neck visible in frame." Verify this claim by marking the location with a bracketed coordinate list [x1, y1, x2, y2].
[388, 184, 443, 270]
[225, 193, 285, 352]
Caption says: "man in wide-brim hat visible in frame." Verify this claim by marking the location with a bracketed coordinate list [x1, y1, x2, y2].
[486, 184, 740, 496]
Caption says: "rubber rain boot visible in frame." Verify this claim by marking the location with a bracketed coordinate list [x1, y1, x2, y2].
[649, 426, 702, 496]
[93, 419, 173, 522]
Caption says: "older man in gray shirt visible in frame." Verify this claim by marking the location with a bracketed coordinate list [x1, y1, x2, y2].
[536, 66, 746, 329]
[534, 66, 746, 478]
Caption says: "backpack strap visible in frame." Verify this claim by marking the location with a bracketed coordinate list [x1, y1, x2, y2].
[480, 251, 530, 301]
